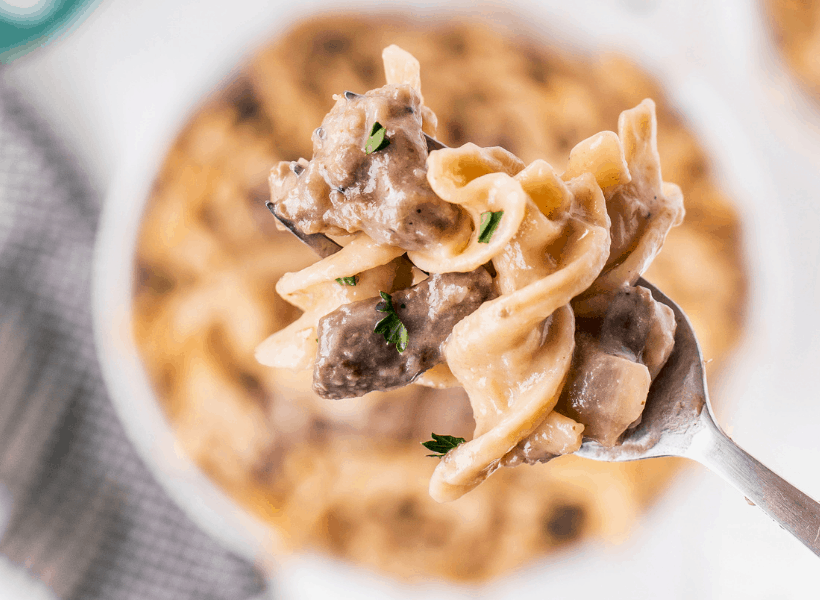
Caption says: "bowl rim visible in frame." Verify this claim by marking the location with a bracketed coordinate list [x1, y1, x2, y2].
[91, 94, 279, 565]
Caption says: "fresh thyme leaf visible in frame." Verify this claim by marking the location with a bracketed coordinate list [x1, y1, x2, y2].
[335, 276, 357, 286]
[422, 433, 466, 458]
[374, 291, 408, 352]
[477, 210, 504, 243]
[365, 121, 390, 154]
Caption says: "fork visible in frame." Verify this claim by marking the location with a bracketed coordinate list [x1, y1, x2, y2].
[576, 279, 820, 557]
[266, 136, 820, 557]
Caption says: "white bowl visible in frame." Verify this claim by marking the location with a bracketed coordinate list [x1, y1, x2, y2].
[92, 0, 819, 597]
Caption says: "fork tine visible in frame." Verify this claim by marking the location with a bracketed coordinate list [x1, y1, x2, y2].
[265, 202, 342, 258]
[424, 133, 447, 151]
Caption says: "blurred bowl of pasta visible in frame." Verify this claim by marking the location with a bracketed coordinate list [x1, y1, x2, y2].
[93, 1, 788, 598]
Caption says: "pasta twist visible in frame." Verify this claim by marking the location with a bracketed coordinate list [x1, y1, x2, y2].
[428, 154, 610, 502]
[572, 99, 685, 316]
[255, 235, 404, 369]
[408, 152, 527, 273]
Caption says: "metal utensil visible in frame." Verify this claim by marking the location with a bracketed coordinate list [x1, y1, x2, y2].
[265, 203, 342, 259]
[576, 279, 820, 558]
[265, 136, 820, 558]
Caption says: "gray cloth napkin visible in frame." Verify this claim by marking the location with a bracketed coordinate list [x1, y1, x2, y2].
[0, 79, 266, 599]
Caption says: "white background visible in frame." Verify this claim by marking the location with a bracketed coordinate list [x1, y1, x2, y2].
[3, 0, 820, 598]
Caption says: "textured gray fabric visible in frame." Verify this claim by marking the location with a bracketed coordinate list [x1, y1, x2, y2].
[0, 78, 266, 599]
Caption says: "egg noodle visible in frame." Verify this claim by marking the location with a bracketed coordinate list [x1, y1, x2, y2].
[256, 46, 684, 502]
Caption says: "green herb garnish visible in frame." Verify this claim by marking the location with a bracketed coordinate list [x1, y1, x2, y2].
[477, 210, 504, 243]
[365, 121, 390, 154]
[374, 291, 408, 353]
[335, 276, 357, 286]
[422, 433, 466, 458]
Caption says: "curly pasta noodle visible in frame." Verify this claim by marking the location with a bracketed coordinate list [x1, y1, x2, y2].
[133, 15, 747, 582]
[255, 235, 404, 370]
[431, 166, 610, 501]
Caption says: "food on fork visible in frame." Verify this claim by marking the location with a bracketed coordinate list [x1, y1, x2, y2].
[256, 45, 684, 502]
[134, 16, 748, 580]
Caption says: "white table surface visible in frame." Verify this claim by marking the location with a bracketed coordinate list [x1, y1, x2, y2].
[2, 0, 820, 598]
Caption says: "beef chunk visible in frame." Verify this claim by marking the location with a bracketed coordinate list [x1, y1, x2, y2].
[598, 285, 676, 378]
[269, 84, 467, 250]
[557, 285, 676, 446]
[313, 267, 494, 399]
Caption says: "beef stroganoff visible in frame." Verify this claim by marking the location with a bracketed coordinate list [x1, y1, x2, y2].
[257, 46, 684, 502]
[134, 16, 746, 581]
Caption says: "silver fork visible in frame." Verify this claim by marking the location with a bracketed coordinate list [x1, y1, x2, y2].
[576, 279, 820, 557]
[266, 137, 820, 557]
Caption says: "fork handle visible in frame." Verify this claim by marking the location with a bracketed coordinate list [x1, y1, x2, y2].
[690, 418, 820, 557]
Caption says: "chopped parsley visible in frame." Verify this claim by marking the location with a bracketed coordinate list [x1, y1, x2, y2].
[365, 121, 390, 154]
[335, 276, 357, 286]
[374, 291, 408, 353]
[477, 210, 504, 243]
[422, 433, 466, 458]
